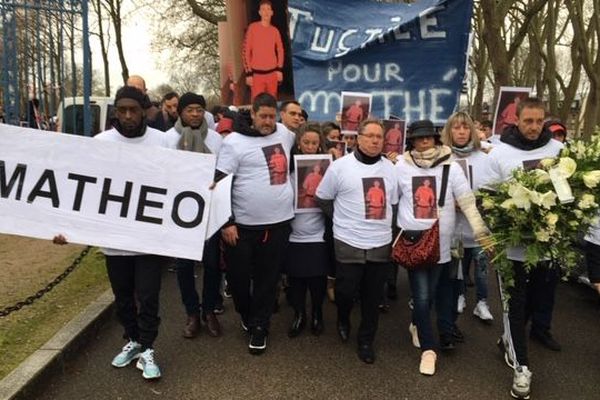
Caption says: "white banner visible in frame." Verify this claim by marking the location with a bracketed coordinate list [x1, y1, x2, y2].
[0, 124, 224, 261]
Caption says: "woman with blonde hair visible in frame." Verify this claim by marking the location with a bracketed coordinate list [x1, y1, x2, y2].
[440, 111, 494, 338]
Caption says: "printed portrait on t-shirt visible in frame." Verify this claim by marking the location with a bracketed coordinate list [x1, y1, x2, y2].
[412, 176, 437, 219]
[325, 139, 346, 160]
[454, 159, 473, 189]
[522, 159, 542, 171]
[362, 177, 387, 220]
[295, 155, 332, 212]
[341, 92, 372, 134]
[262, 143, 288, 185]
[382, 119, 406, 154]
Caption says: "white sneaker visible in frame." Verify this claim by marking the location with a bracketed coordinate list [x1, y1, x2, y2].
[511, 366, 532, 399]
[457, 294, 466, 314]
[408, 323, 420, 348]
[111, 340, 141, 367]
[136, 348, 161, 380]
[473, 300, 494, 321]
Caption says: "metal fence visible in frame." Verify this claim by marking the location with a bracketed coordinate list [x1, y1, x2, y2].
[0, 0, 92, 135]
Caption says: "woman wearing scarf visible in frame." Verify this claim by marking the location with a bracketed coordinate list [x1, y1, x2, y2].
[440, 112, 495, 343]
[395, 119, 491, 376]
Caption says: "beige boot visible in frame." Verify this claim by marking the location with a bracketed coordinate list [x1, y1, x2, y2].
[419, 350, 437, 376]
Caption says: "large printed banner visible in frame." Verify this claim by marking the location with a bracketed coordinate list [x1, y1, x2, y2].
[0, 125, 218, 261]
[289, 0, 473, 124]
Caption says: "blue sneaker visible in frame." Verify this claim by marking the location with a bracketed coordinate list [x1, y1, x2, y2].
[111, 341, 141, 368]
[136, 349, 161, 380]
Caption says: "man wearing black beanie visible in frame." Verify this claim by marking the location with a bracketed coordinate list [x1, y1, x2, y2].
[91, 85, 176, 379]
[166, 92, 225, 338]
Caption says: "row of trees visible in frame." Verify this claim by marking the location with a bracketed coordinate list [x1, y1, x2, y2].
[469, 0, 599, 137]
[152, 0, 600, 137]
[2, 0, 597, 137]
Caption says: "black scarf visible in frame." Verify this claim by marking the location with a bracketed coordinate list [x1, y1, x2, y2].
[353, 147, 381, 165]
[501, 125, 552, 151]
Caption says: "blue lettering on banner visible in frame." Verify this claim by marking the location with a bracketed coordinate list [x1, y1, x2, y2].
[289, 0, 473, 124]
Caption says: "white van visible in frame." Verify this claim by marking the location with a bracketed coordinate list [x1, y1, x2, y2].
[55, 96, 114, 136]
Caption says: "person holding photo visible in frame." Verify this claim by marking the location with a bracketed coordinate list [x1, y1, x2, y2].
[286, 123, 330, 338]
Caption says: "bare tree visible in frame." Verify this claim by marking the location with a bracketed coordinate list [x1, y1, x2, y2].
[567, 0, 600, 138]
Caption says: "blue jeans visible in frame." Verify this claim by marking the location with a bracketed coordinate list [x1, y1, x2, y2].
[408, 262, 448, 351]
[463, 247, 489, 301]
[176, 233, 223, 316]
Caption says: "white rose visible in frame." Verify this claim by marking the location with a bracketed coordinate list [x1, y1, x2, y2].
[545, 213, 558, 227]
[535, 229, 551, 242]
[532, 169, 551, 184]
[555, 157, 577, 178]
[539, 158, 556, 169]
[578, 194, 597, 210]
[583, 171, 600, 189]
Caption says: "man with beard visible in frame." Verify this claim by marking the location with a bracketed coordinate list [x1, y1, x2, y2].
[488, 97, 564, 400]
[54, 86, 176, 379]
[165, 92, 224, 339]
[159, 92, 179, 131]
[217, 92, 295, 355]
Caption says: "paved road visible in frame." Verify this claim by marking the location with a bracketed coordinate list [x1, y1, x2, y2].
[33, 267, 599, 400]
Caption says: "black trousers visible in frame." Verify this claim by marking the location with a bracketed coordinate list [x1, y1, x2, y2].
[335, 261, 389, 345]
[288, 276, 327, 314]
[105, 255, 164, 350]
[224, 224, 291, 329]
[507, 261, 558, 365]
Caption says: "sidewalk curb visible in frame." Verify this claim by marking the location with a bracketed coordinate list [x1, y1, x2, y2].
[0, 289, 115, 400]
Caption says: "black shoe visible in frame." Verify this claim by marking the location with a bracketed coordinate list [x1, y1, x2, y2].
[287, 312, 306, 338]
[357, 343, 375, 364]
[311, 308, 324, 336]
[530, 329, 561, 351]
[440, 334, 456, 351]
[249, 327, 268, 355]
[337, 319, 350, 343]
[452, 326, 465, 343]
[387, 283, 398, 300]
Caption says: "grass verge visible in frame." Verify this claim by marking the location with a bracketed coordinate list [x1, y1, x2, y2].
[0, 248, 109, 379]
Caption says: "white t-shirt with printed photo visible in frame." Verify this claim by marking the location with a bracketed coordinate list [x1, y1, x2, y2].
[94, 126, 178, 256]
[487, 139, 563, 261]
[216, 123, 295, 226]
[316, 153, 398, 249]
[396, 159, 473, 264]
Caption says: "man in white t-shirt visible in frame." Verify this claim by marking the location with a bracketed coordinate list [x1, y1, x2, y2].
[55, 86, 174, 380]
[315, 119, 398, 364]
[216, 92, 295, 355]
[488, 97, 564, 400]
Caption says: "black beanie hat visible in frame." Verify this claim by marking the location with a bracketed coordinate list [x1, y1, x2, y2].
[178, 92, 206, 114]
[406, 119, 439, 140]
[114, 85, 146, 106]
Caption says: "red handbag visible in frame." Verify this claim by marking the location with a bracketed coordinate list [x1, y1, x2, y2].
[392, 164, 449, 269]
[392, 220, 440, 269]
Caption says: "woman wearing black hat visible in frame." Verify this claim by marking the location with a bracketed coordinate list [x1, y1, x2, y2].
[395, 119, 491, 376]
